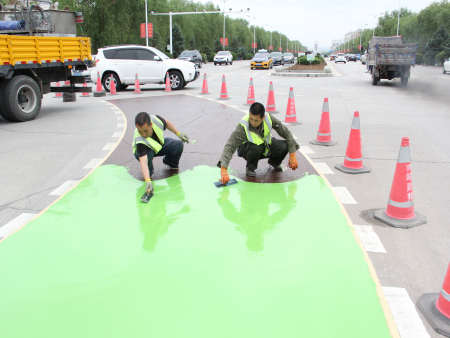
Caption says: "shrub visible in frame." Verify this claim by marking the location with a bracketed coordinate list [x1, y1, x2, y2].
[246, 53, 253, 60]
[415, 53, 424, 64]
[435, 51, 448, 65]
[164, 52, 173, 59]
[207, 52, 215, 62]
[201, 53, 207, 63]
[231, 52, 237, 61]
[425, 51, 436, 66]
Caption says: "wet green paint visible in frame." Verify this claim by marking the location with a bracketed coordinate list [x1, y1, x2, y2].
[0, 165, 391, 338]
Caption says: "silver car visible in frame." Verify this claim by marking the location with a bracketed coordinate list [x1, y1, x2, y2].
[283, 53, 294, 63]
[443, 59, 450, 74]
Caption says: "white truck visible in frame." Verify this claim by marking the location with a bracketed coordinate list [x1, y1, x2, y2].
[367, 36, 416, 86]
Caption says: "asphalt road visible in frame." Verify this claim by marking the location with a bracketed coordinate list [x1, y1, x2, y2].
[1, 59, 449, 337]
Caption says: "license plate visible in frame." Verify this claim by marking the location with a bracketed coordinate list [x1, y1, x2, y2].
[256, 63, 261, 66]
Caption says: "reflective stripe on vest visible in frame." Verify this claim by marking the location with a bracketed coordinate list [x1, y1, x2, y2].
[132, 115, 165, 154]
[239, 114, 273, 156]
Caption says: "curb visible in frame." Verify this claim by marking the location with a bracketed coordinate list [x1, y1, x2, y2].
[271, 72, 332, 77]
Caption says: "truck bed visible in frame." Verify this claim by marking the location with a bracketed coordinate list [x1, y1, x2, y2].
[368, 36, 416, 66]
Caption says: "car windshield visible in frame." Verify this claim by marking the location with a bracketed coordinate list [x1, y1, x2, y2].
[254, 53, 269, 58]
[285, 53, 293, 56]
[150, 47, 169, 59]
[180, 51, 194, 56]
[270, 52, 282, 57]
[217, 52, 228, 55]
[338, 54, 344, 56]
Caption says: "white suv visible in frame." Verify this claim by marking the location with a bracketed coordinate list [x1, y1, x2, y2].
[214, 51, 233, 65]
[91, 45, 200, 91]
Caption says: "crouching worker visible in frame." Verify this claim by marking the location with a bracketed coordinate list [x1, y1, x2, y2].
[218, 102, 299, 185]
[133, 112, 189, 193]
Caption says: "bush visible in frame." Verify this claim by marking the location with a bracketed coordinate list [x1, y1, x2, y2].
[207, 52, 215, 62]
[164, 52, 173, 59]
[415, 53, 424, 64]
[231, 52, 237, 61]
[201, 53, 207, 63]
[297, 55, 322, 65]
[435, 51, 448, 65]
[425, 51, 436, 66]
[246, 53, 253, 60]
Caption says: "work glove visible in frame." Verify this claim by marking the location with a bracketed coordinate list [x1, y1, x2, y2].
[145, 177, 154, 194]
[288, 153, 298, 170]
[177, 132, 189, 143]
[220, 166, 230, 185]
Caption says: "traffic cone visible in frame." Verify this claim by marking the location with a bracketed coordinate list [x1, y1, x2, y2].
[284, 87, 300, 125]
[374, 137, 426, 228]
[93, 71, 106, 97]
[165, 72, 172, 92]
[417, 262, 450, 336]
[199, 73, 210, 94]
[266, 81, 279, 114]
[81, 81, 91, 97]
[310, 98, 336, 146]
[133, 74, 142, 94]
[243, 78, 255, 106]
[54, 82, 62, 98]
[108, 74, 118, 95]
[218, 75, 230, 100]
[335, 112, 370, 174]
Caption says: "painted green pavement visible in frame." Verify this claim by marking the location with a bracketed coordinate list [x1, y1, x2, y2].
[0, 165, 391, 337]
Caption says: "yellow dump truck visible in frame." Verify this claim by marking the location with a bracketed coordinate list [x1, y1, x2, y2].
[0, 7, 92, 121]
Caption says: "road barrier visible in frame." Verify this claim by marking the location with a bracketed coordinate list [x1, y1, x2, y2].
[310, 98, 336, 146]
[199, 73, 210, 94]
[266, 81, 279, 114]
[218, 75, 230, 100]
[244, 78, 255, 106]
[284, 87, 300, 125]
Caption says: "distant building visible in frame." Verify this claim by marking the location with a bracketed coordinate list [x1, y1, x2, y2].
[314, 41, 319, 53]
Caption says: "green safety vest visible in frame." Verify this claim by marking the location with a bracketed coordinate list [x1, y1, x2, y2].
[239, 114, 273, 156]
[132, 115, 165, 155]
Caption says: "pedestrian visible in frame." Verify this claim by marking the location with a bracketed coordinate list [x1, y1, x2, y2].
[132, 112, 189, 194]
[218, 102, 299, 185]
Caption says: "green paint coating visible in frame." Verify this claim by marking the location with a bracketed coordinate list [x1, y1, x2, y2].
[0, 166, 391, 338]
[191, 140, 196, 143]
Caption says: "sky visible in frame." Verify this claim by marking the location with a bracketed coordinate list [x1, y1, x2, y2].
[197, 0, 438, 50]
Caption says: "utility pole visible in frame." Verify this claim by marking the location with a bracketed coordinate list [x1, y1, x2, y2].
[397, 1, 400, 36]
[247, 15, 261, 53]
[222, 0, 229, 50]
[145, 0, 148, 46]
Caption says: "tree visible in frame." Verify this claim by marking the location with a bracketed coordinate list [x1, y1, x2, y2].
[202, 43, 212, 54]
[257, 37, 263, 50]
[172, 23, 185, 58]
[425, 25, 450, 65]
[150, 30, 165, 53]
[230, 37, 240, 54]
[214, 38, 222, 52]
[189, 35, 196, 50]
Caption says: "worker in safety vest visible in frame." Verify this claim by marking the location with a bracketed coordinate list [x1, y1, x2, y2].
[218, 102, 299, 184]
[133, 112, 189, 194]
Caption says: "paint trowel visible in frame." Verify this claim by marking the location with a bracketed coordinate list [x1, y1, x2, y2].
[141, 192, 154, 203]
[214, 179, 238, 188]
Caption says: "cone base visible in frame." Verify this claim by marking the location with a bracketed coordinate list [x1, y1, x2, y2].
[93, 91, 106, 97]
[334, 164, 370, 174]
[373, 209, 427, 229]
[417, 293, 450, 337]
[310, 139, 337, 146]
[267, 110, 279, 114]
[199, 92, 210, 95]
[284, 121, 302, 126]
[243, 102, 255, 106]
[108, 93, 119, 95]
[132, 92, 143, 94]
[217, 97, 231, 100]
[81, 95, 91, 98]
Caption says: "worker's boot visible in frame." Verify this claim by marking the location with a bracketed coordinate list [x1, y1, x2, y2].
[246, 167, 256, 177]
[268, 159, 283, 172]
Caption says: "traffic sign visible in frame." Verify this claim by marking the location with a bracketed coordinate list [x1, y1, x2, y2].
[307, 54, 315, 61]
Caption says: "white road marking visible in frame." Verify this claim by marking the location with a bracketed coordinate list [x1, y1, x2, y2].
[83, 158, 103, 169]
[295, 95, 306, 97]
[116, 116, 124, 120]
[332, 187, 357, 204]
[0, 213, 37, 237]
[110, 106, 117, 109]
[112, 132, 122, 137]
[102, 143, 116, 151]
[117, 123, 124, 128]
[114, 111, 121, 115]
[49, 180, 79, 196]
[300, 146, 314, 154]
[382, 287, 430, 338]
[229, 105, 240, 109]
[354, 225, 386, 253]
[314, 162, 334, 174]
[275, 92, 285, 95]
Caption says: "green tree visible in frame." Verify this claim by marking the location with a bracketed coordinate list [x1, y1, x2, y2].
[214, 38, 222, 52]
[189, 35, 196, 50]
[425, 25, 450, 64]
[170, 23, 185, 58]
[202, 43, 212, 54]
[150, 30, 165, 53]
[230, 36, 239, 54]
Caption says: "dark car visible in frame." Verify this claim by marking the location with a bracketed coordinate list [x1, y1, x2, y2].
[270, 52, 284, 66]
[177, 50, 203, 68]
[348, 54, 357, 62]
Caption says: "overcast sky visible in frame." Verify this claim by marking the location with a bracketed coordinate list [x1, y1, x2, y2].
[198, 0, 437, 50]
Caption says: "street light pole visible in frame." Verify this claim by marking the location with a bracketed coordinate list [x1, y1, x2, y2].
[359, 24, 368, 51]
[397, 0, 400, 36]
[368, 12, 384, 37]
[247, 15, 261, 53]
[222, 0, 229, 50]
[265, 24, 274, 51]
[145, 0, 148, 46]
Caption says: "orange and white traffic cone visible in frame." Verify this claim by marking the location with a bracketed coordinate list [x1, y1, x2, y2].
[218, 75, 230, 100]
[374, 137, 426, 228]
[165, 72, 172, 92]
[284, 87, 300, 125]
[81, 81, 91, 97]
[266, 81, 279, 114]
[244, 78, 255, 106]
[108, 74, 118, 95]
[133, 74, 142, 94]
[417, 261, 450, 336]
[93, 71, 106, 97]
[335, 112, 370, 174]
[54, 82, 62, 98]
[310, 98, 336, 146]
[199, 73, 210, 94]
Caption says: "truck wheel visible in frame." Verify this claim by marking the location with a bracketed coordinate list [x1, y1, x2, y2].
[371, 72, 379, 85]
[0, 80, 15, 121]
[168, 70, 184, 90]
[3, 75, 42, 122]
[401, 77, 408, 86]
[102, 73, 121, 92]
[198, 61, 202, 68]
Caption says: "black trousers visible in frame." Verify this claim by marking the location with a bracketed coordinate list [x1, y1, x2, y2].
[238, 139, 289, 171]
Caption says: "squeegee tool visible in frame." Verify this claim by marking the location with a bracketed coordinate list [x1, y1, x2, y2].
[141, 192, 154, 203]
[214, 179, 238, 188]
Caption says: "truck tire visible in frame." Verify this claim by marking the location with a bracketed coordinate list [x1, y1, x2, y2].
[102, 73, 121, 93]
[3, 75, 42, 122]
[168, 70, 184, 90]
[401, 77, 408, 86]
[371, 72, 379, 86]
[0, 80, 15, 122]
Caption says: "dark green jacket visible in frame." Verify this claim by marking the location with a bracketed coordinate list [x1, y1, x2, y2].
[219, 113, 299, 168]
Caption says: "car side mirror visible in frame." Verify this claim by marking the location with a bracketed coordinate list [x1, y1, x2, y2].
[154, 56, 161, 61]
